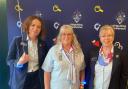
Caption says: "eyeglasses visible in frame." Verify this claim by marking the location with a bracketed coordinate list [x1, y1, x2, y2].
[61, 33, 73, 36]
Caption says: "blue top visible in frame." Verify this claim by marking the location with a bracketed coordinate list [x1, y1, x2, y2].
[42, 44, 85, 89]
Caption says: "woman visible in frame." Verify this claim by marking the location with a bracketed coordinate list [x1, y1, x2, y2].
[6, 16, 48, 89]
[42, 25, 85, 89]
[88, 25, 128, 89]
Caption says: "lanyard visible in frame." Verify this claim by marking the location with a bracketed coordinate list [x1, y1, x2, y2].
[62, 50, 75, 65]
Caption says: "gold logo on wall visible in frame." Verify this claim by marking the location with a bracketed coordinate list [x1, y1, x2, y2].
[94, 5, 104, 13]
[53, 4, 62, 13]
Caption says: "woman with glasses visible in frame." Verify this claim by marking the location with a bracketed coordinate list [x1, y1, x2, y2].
[88, 25, 128, 89]
[42, 25, 85, 89]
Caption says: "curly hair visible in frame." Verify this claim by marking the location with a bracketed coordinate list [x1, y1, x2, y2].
[22, 15, 44, 39]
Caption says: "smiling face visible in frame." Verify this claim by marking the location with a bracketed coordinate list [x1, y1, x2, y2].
[61, 28, 73, 46]
[28, 19, 41, 40]
[99, 25, 114, 47]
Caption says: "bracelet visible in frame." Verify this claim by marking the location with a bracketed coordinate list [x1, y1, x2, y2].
[80, 81, 86, 89]
[81, 81, 86, 85]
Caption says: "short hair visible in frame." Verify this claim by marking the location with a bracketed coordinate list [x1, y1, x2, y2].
[57, 25, 81, 51]
[99, 25, 115, 37]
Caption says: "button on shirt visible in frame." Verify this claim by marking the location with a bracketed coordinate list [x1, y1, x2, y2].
[28, 39, 39, 72]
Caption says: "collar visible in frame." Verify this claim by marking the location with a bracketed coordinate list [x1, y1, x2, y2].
[26, 35, 38, 43]
[26, 35, 29, 41]
[99, 46, 114, 56]
[58, 43, 74, 53]
[99, 45, 114, 63]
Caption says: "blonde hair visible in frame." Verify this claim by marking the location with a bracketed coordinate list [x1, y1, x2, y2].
[99, 25, 115, 37]
[57, 25, 81, 51]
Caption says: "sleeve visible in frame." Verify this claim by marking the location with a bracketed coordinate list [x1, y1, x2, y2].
[6, 37, 19, 66]
[6, 36, 25, 69]
[120, 50, 128, 89]
[42, 47, 54, 72]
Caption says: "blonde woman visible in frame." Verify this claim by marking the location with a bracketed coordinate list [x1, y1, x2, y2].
[88, 25, 128, 89]
[42, 25, 85, 89]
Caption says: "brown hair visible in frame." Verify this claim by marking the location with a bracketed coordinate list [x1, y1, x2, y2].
[22, 15, 44, 39]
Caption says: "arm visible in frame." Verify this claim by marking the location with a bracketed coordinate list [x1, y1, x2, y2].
[6, 37, 19, 66]
[17, 52, 30, 65]
[79, 51, 86, 89]
[80, 51, 86, 82]
[79, 70, 85, 89]
[80, 70, 85, 82]
[120, 50, 128, 89]
[42, 47, 55, 89]
[6, 36, 29, 68]
[44, 72, 51, 89]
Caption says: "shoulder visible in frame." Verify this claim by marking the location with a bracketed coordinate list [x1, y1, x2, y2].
[49, 45, 59, 51]
[10, 36, 22, 45]
[113, 46, 123, 57]
[13, 36, 22, 40]
[44, 45, 59, 58]
[47, 44, 61, 54]
[12, 36, 22, 42]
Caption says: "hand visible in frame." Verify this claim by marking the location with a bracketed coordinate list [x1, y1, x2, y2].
[80, 84, 84, 89]
[17, 52, 30, 64]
